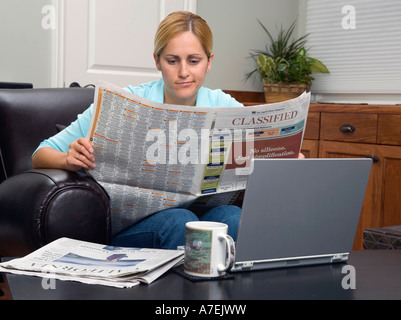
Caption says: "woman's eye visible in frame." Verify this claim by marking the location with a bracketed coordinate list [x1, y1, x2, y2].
[189, 59, 200, 64]
[167, 59, 177, 64]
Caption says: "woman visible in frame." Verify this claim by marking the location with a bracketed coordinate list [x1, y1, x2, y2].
[32, 11, 243, 249]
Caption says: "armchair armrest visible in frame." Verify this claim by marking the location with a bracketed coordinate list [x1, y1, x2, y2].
[0, 169, 111, 257]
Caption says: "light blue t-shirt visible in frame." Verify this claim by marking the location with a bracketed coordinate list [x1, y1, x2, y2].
[35, 78, 243, 154]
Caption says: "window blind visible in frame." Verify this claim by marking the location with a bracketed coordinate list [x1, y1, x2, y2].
[305, 0, 401, 104]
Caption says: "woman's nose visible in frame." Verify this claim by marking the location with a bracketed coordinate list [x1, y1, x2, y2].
[178, 62, 189, 78]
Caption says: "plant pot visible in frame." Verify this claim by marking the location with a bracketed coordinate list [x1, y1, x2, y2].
[263, 83, 310, 104]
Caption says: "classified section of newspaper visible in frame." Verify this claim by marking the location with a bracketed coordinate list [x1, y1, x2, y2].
[86, 81, 311, 235]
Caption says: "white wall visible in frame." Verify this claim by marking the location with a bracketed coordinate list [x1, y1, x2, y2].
[197, 0, 300, 92]
[0, 0, 299, 90]
[0, 0, 53, 88]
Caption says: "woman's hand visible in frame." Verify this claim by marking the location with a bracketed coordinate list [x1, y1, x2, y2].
[66, 137, 96, 171]
[32, 138, 96, 172]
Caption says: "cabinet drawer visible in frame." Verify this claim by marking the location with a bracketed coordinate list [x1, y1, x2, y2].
[378, 115, 401, 145]
[320, 113, 377, 143]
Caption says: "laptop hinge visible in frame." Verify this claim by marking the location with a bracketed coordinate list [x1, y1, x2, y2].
[332, 253, 348, 262]
[240, 262, 254, 270]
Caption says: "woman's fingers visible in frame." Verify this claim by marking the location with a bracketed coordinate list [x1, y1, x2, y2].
[68, 138, 96, 170]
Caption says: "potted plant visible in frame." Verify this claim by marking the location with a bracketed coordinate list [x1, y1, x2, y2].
[246, 20, 329, 103]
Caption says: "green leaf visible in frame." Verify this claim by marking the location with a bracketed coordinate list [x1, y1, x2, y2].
[257, 54, 267, 67]
[298, 48, 306, 56]
[310, 59, 329, 73]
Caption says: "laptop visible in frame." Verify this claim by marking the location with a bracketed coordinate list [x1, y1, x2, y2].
[231, 158, 372, 272]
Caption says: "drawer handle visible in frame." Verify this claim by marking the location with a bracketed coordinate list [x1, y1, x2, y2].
[366, 154, 379, 163]
[340, 124, 356, 133]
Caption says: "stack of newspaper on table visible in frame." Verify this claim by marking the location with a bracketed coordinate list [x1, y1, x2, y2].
[0, 238, 183, 288]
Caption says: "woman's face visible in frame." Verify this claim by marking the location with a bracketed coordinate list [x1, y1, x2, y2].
[154, 31, 214, 106]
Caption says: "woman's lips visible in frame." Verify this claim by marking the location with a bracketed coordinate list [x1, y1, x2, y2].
[176, 81, 193, 87]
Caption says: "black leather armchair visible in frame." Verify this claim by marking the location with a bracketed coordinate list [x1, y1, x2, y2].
[0, 88, 111, 257]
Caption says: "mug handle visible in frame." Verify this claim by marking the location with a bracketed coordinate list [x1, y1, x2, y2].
[217, 234, 236, 272]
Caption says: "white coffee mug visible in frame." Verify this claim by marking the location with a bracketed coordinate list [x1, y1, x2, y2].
[184, 221, 235, 277]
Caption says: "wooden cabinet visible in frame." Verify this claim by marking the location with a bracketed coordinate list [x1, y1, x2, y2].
[302, 104, 401, 249]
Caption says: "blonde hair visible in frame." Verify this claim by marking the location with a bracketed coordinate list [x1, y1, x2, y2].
[154, 11, 213, 58]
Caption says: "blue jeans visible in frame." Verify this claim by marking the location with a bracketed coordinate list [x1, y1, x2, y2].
[111, 205, 241, 249]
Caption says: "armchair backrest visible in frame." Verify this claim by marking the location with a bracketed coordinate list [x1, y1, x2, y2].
[0, 88, 94, 183]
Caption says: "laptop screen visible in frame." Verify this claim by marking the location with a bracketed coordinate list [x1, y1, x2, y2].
[235, 158, 372, 262]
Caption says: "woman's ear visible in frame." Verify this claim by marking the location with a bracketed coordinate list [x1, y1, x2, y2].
[206, 53, 214, 73]
[153, 52, 162, 71]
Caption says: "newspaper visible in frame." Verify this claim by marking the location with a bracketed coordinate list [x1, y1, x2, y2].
[0, 237, 183, 288]
[87, 81, 311, 235]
